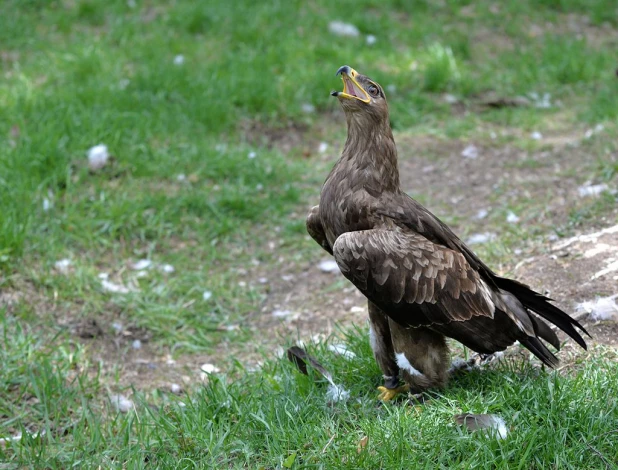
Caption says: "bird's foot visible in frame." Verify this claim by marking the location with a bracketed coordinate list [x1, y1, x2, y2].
[377, 384, 410, 401]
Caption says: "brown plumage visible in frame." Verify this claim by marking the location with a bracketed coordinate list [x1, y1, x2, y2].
[307, 65, 589, 396]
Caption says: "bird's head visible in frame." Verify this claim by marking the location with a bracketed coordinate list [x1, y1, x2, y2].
[331, 65, 388, 123]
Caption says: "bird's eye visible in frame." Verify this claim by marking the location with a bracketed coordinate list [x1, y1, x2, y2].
[368, 84, 379, 96]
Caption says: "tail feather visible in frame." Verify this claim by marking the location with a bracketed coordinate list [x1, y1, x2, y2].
[529, 315, 561, 350]
[495, 277, 589, 350]
[520, 336, 560, 368]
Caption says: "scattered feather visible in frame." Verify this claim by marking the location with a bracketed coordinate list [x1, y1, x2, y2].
[328, 344, 356, 359]
[87, 144, 110, 171]
[200, 363, 220, 374]
[301, 103, 316, 113]
[132, 339, 142, 350]
[159, 263, 175, 273]
[475, 209, 488, 220]
[461, 145, 479, 159]
[247, 151, 257, 159]
[112, 322, 123, 333]
[54, 258, 72, 273]
[350, 306, 364, 313]
[386, 84, 397, 94]
[576, 295, 618, 321]
[577, 183, 609, 197]
[328, 20, 360, 37]
[176, 173, 186, 181]
[318, 259, 340, 273]
[326, 383, 350, 403]
[43, 198, 52, 211]
[530, 131, 543, 140]
[506, 211, 520, 223]
[466, 232, 497, 245]
[173, 54, 185, 65]
[272, 309, 294, 318]
[528, 92, 552, 109]
[455, 413, 508, 439]
[203, 290, 213, 301]
[170, 383, 182, 394]
[131, 259, 152, 270]
[110, 394, 133, 413]
[101, 280, 136, 294]
[366, 34, 377, 45]
[318, 142, 329, 153]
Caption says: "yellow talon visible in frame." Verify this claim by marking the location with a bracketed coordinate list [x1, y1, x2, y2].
[377, 384, 410, 401]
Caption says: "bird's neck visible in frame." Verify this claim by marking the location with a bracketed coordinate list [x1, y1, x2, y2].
[340, 115, 400, 192]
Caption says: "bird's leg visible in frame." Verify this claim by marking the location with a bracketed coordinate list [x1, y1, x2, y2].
[388, 320, 449, 399]
[368, 302, 403, 400]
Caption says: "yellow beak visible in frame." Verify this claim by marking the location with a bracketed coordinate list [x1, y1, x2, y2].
[332, 65, 370, 103]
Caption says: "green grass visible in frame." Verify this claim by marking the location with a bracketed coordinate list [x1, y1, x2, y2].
[1, 0, 618, 466]
[2, 322, 617, 468]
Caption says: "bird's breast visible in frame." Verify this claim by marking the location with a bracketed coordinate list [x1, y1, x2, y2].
[319, 178, 378, 246]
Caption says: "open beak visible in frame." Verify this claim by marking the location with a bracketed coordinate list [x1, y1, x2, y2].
[331, 65, 370, 103]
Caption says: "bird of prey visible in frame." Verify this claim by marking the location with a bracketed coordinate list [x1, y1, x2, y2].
[307, 65, 589, 400]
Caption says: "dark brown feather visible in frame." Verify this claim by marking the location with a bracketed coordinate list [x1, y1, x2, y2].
[308, 66, 588, 370]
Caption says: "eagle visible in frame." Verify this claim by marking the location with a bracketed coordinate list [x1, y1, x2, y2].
[307, 65, 589, 400]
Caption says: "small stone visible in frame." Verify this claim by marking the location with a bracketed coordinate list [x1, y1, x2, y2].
[110, 394, 133, 413]
[87, 144, 110, 171]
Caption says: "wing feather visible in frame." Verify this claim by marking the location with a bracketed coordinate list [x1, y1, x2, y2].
[333, 229, 495, 327]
